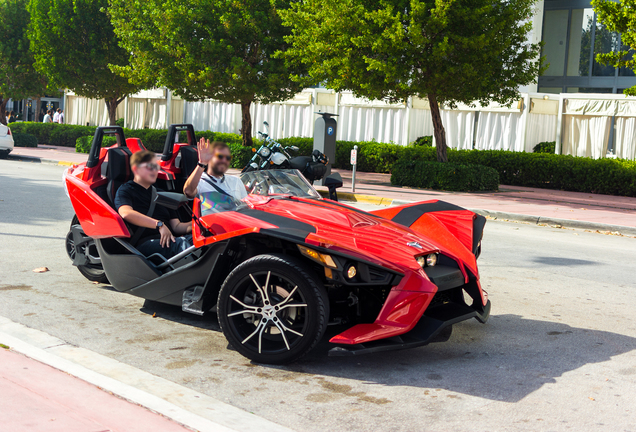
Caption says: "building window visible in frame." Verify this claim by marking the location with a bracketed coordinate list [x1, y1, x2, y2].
[539, 1, 636, 94]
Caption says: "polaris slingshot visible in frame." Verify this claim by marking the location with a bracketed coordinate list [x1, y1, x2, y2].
[63, 125, 490, 364]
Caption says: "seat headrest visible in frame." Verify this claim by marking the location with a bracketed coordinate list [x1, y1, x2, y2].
[107, 147, 133, 183]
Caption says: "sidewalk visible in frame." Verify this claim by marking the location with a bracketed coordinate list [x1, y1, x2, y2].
[8, 144, 636, 234]
[0, 347, 191, 432]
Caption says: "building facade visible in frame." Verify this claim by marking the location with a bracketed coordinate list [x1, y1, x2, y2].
[537, 0, 636, 94]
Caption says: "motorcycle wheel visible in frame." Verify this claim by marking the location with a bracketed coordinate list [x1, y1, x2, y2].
[66, 216, 109, 284]
[217, 254, 328, 364]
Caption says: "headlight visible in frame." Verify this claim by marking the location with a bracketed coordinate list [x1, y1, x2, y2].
[346, 265, 357, 279]
[258, 147, 271, 158]
[417, 254, 438, 267]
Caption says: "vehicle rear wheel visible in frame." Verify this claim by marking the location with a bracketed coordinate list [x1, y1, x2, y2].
[65, 216, 109, 284]
[217, 254, 328, 364]
[0, 149, 10, 159]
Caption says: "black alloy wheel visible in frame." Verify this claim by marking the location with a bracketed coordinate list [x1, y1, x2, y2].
[65, 216, 109, 283]
[217, 254, 328, 364]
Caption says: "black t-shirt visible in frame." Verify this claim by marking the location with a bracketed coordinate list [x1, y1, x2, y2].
[114, 181, 177, 244]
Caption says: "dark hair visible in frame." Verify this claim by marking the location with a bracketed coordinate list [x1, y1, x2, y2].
[130, 150, 155, 167]
[57, 108, 61, 113]
[211, 141, 230, 152]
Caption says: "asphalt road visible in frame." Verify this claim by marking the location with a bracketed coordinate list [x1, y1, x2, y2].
[1, 159, 636, 432]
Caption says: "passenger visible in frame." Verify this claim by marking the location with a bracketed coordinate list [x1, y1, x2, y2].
[183, 139, 247, 200]
[115, 150, 192, 259]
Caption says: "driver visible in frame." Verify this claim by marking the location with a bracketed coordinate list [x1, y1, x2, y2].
[115, 150, 192, 259]
[183, 139, 248, 200]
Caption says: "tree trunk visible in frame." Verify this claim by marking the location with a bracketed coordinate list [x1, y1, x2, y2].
[428, 93, 448, 163]
[240, 100, 253, 147]
[105, 98, 120, 126]
[0, 98, 7, 126]
[33, 97, 41, 122]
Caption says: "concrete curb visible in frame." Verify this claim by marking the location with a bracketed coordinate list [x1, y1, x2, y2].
[0, 316, 295, 432]
[319, 190, 636, 236]
[470, 209, 636, 236]
[8, 153, 77, 166]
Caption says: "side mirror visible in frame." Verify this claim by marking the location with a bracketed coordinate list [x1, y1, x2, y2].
[155, 192, 189, 210]
[324, 173, 343, 201]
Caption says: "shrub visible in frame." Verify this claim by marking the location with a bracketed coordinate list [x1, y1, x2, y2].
[12, 133, 38, 147]
[76, 135, 118, 153]
[411, 136, 433, 147]
[115, 118, 124, 127]
[391, 160, 499, 191]
[533, 141, 556, 153]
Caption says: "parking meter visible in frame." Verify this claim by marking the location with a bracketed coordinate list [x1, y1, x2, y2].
[313, 112, 338, 185]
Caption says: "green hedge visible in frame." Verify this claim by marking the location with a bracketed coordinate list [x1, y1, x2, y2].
[391, 160, 499, 191]
[12, 133, 38, 148]
[19, 121, 636, 197]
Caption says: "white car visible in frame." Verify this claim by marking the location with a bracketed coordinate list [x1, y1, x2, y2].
[0, 123, 14, 158]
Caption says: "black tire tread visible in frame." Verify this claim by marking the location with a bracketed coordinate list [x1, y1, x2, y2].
[218, 253, 328, 364]
[69, 216, 109, 284]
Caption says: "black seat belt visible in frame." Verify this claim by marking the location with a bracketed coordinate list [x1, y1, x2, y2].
[129, 186, 157, 246]
[200, 175, 232, 197]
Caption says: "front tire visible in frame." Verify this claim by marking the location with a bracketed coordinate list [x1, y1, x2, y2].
[217, 254, 328, 364]
[65, 216, 109, 284]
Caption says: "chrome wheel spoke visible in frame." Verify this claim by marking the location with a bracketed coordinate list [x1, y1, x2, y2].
[276, 285, 299, 307]
[278, 303, 307, 311]
[228, 309, 258, 317]
[277, 320, 304, 337]
[241, 320, 266, 346]
[272, 320, 291, 350]
[249, 272, 271, 305]
[229, 295, 259, 312]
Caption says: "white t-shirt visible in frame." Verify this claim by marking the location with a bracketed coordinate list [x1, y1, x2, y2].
[43, 114, 51, 123]
[197, 172, 247, 200]
[53, 112, 60, 123]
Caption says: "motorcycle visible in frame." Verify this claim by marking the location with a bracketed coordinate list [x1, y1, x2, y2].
[242, 121, 329, 184]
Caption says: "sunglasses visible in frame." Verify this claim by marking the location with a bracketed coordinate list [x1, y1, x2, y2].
[215, 154, 232, 161]
[139, 162, 159, 171]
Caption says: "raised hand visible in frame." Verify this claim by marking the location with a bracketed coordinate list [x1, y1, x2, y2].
[198, 137, 213, 165]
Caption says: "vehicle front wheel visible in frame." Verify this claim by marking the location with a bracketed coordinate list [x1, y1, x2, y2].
[65, 216, 109, 284]
[217, 254, 328, 364]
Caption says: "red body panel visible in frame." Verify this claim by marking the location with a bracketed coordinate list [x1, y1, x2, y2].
[65, 171, 130, 239]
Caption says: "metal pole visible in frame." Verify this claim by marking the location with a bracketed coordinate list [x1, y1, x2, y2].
[351, 145, 358, 193]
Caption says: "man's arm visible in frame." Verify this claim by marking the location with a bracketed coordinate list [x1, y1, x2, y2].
[183, 165, 204, 199]
[118, 206, 175, 248]
[183, 137, 213, 198]
[169, 218, 192, 235]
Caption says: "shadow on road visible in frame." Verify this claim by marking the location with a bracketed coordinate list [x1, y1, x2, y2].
[134, 302, 636, 403]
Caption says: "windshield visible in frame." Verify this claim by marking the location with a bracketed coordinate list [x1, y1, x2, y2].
[199, 191, 247, 216]
[240, 169, 321, 199]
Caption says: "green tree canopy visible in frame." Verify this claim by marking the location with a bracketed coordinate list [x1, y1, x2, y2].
[280, 0, 542, 161]
[0, 0, 50, 125]
[593, 0, 636, 93]
[109, 0, 306, 146]
[28, 0, 147, 125]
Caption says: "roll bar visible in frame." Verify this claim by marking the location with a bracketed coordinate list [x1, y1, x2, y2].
[86, 126, 127, 168]
[162, 124, 197, 161]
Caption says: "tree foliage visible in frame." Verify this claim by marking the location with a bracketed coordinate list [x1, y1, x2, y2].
[593, 0, 636, 93]
[28, 0, 146, 125]
[0, 0, 49, 125]
[109, 0, 305, 146]
[280, 0, 542, 161]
